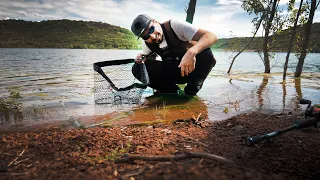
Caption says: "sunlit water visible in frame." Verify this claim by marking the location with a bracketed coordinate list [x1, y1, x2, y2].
[0, 48, 319, 130]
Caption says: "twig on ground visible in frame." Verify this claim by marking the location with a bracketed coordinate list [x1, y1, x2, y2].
[9, 172, 28, 176]
[179, 139, 204, 148]
[192, 113, 202, 123]
[116, 151, 233, 165]
[261, 114, 272, 121]
[198, 158, 204, 165]
[174, 133, 208, 147]
[121, 167, 148, 179]
[8, 146, 28, 167]
[14, 158, 29, 165]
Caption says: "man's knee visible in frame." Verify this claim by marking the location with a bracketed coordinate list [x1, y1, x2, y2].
[197, 48, 216, 68]
[185, 49, 216, 95]
[184, 84, 202, 96]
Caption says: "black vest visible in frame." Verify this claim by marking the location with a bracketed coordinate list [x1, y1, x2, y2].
[145, 20, 195, 62]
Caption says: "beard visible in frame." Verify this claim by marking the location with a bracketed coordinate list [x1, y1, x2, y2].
[153, 33, 163, 44]
[153, 23, 163, 44]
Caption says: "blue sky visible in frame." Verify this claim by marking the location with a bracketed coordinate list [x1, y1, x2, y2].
[0, 0, 319, 38]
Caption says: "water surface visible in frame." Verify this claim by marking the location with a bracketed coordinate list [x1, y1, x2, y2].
[0, 48, 319, 130]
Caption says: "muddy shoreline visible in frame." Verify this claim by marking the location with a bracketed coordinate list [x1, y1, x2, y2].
[1, 112, 320, 180]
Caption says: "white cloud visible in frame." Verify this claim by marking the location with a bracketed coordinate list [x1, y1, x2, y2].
[192, 2, 256, 37]
[314, 11, 320, 22]
[216, 0, 241, 5]
[279, 0, 290, 5]
[0, 0, 319, 39]
[0, 0, 252, 38]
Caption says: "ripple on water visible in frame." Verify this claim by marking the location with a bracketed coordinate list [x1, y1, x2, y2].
[1, 49, 320, 131]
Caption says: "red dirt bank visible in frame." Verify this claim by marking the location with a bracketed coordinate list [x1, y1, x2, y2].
[1, 112, 320, 180]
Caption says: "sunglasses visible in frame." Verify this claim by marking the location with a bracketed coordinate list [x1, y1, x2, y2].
[142, 25, 155, 40]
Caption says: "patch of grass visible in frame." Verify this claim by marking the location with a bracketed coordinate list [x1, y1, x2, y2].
[25, 105, 55, 121]
[34, 93, 49, 97]
[9, 90, 22, 99]
[153, 101, 168, 120]
[105, 142, 132, 161]
[6, 86, 22, 90]
[0, 90, 23, 123]
[125, 120, 168, 127]
[166, 105, 189, 110]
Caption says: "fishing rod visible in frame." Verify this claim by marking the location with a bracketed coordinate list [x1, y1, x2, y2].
[246, 98, 320, 146]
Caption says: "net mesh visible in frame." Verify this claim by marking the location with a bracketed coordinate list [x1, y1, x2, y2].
[94, 59, 149, 105]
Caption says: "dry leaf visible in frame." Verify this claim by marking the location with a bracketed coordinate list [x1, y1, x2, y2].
[114, 170, 118, 176]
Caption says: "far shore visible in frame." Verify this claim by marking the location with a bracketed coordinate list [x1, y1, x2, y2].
[1, 47, 320, 53]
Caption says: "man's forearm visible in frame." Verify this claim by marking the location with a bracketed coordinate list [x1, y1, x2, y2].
[190, 32, 218, 55]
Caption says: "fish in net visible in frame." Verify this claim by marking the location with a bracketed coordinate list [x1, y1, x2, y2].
[93, 59, 149, 105]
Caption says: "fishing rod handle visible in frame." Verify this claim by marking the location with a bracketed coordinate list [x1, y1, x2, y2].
[246, 135, 265, 146]
[295, 117, 318, 129]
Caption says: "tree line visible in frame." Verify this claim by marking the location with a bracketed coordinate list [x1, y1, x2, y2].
[0, 19, 141, 49]
[212, 22, 320, 53]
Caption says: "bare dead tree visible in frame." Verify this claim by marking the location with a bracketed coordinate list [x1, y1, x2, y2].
[227, 17, 263, 74]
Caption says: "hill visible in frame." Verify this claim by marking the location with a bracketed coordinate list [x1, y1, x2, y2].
[0, 19, 141, 49]
[1, 19, 320, 52]
[212, 23, 320, 53]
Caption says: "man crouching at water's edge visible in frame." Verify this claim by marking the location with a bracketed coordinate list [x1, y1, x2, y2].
[131, 14, 218, 96]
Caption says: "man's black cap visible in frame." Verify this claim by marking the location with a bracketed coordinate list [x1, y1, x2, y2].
[131, 14, 152, 39]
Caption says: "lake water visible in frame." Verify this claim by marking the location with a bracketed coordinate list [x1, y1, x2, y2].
[0, 48, 319, 130]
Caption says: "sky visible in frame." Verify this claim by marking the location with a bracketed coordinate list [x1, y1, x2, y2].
[0, 0, 320, 38]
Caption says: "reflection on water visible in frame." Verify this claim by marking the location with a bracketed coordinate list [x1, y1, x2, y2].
[0, 48, 319, 130]
[257, 75, 269, 110]
[255, 75, 303, 112]
[295, 78, 303, 100]
[82, 94, 209, 127]
[202, 72, 319, 121]
[282, 82, 286, 108]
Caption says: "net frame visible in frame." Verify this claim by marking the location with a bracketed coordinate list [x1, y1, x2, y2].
[93, 59, 148, 105]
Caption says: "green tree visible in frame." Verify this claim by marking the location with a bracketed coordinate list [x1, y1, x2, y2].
[295, 0, 320, 77]
[262, 0, 278, 73]
[242, 0, 282, 73]
[283, 0, 304, 81]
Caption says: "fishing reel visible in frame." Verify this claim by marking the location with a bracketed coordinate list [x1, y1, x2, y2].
[300, 99, 320, 118]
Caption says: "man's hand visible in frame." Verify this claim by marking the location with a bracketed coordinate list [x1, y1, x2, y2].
[178, 49, 197, 77]
[177, 28, 217, 77]
[135, 53, 147, 64]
